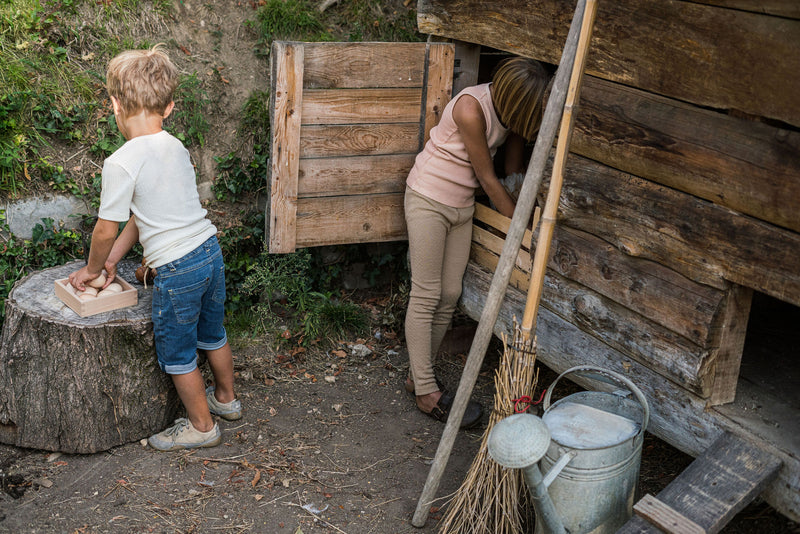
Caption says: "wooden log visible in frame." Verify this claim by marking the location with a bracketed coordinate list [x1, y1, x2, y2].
[0, 260, 178, 454]
[556, 154, 800, 307]
[417, 0, 800, 127]
[460, 261, 800, 522]
[574, 76, 800, 234]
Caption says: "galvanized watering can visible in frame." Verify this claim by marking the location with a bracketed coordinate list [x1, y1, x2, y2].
[488, 365, 650, 534]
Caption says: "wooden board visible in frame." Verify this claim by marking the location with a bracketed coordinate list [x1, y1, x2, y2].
[295, 194, 406, 248]
[622, 432, 781, 533]
[417, 0, 800, 127]
[574, 76, 800, 234]
[556, 154, 800, 307]
[267, 41, 454, 253]
[268, 41, 304, 254]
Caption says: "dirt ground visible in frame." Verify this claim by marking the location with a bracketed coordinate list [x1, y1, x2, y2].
[1, 1, 798, 532]
[0, 300, 797, 534]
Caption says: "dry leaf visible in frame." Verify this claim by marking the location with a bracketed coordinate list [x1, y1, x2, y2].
[251, 469, 261, 488]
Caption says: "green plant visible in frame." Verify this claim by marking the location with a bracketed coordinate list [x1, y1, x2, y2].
[240, 249, 368, 346]
[216, 209, 265, 315]
[0, 211, 84, 319]
[168, 72, 211, 147]
[248, 0, 332, 55]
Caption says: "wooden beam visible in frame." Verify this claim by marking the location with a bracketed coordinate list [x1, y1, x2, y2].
[299, 123, 420, 158]
[622, 432, 781, 534]
[633, 494, 707, 534]
[298, 154, 413, 197]
[422, 42, 455, 144]
[557, 154, 800, 307]
[301, 88, 422, 124]
[417, 0, 800, 127]
[300, 42, 427, 89]
[294, 193, 406, 247]
[268, 42, 304, 254]
[574, 77, 800, 234]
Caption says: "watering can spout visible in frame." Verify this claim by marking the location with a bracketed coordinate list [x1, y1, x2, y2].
[487, 413, 569, 534]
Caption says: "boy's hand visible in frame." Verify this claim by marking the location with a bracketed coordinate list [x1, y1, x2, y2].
[103, 260, 118, 286]
[68, 266, 102, 291]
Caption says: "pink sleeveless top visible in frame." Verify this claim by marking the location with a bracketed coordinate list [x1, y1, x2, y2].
[406, 83, 509, 208]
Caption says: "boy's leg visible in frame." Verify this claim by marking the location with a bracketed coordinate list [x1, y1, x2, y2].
[171, 368, 215, 432]
[204, 341, 235, 403]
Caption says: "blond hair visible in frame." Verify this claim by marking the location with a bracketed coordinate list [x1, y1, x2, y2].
[106, 44, 178, 116]
[491, 57, 550, 142]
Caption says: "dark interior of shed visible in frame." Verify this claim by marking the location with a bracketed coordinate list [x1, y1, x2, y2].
[739, 292, 800, 411]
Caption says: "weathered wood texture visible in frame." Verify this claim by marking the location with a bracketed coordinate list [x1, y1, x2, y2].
[0, 261, 178, 454]
[471, 201, 752, 403]
[574, 77, 800, 234]
[459, 261, 800, 522]
[554, 154, 800, 308]
[267, 41, 454, 253]
[417, 0, 800, 127]
[622, 432, 781, 534]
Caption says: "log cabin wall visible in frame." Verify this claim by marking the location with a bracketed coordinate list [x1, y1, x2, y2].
[417, 0, 800, 519]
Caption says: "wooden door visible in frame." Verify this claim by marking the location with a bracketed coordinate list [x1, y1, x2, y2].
[267, 41, 454, 253]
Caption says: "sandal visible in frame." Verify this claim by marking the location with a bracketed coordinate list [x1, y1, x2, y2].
[418, 390, 484, 429]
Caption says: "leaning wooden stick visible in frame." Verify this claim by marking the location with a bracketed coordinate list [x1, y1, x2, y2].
[411, 0, 592, 527]
[521, 0, 598, 340]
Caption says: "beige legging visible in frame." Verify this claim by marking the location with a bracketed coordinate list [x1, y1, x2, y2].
[405, 187, 474, 396]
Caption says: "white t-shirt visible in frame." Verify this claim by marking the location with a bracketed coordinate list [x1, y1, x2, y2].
[98, 130, 217, 268]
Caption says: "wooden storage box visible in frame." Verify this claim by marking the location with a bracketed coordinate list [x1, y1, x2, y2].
[54, 277, 138, 317]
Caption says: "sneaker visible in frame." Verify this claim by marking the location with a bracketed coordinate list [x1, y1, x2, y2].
[148, 418, 221, 451]
[206, 386, 242, 420]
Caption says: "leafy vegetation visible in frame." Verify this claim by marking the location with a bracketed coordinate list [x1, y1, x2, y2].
[0, 211, 84, 318]
[0, 0, 420, 340]
[239, 249, 369, 346]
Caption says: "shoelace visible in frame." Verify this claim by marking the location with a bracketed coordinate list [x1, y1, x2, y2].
[164, 418, 190, 436]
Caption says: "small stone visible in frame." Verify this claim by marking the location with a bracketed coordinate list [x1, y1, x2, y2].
[324, 375, 336, 383]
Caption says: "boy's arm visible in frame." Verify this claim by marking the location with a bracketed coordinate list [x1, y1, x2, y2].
[103, 216, 139, 284]
[68, 218, 119, 290]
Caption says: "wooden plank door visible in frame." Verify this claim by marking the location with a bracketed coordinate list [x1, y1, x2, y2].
[267, 41, 454, 253]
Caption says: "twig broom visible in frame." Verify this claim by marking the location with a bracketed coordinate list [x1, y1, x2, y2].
[437, 0, 599, 531]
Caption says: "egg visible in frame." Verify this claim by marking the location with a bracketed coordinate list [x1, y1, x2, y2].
[104, 282, 123, 293]
[87, 273, 106, 289]
[79, 286, 98, 297]
[79, 292, 96, 300]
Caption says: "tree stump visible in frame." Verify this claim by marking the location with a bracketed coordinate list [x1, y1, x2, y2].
[0, 260, 179, 453]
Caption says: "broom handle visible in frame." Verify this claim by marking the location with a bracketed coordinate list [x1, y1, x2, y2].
[411, 0, 593, 527]
[520, 0, 599, 340]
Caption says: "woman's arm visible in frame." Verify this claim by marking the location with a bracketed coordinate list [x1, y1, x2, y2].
[453, 95, 516, 218]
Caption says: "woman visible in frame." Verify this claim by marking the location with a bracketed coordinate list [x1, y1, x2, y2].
[404, 57, 550, 428]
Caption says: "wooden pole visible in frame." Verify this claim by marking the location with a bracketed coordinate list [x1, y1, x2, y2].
[521, 0, 599, 340]
[411, 0, 589, 527]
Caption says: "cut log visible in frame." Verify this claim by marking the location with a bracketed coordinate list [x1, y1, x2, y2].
[0, 260, 178, 454]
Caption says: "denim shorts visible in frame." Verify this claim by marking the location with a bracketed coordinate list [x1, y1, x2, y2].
[152, 236, 227, 374]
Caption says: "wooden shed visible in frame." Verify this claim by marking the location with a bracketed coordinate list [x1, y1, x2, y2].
[267, 0, 799, 526]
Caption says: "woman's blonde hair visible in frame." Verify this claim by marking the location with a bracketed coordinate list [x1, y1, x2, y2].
[106, 44, 178, 116]
[491, 57, 550, 142]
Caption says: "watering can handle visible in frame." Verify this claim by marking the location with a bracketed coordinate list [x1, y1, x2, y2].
[542, 365, 650, 433]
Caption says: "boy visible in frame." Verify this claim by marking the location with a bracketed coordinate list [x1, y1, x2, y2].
[69, 45, 241, 451]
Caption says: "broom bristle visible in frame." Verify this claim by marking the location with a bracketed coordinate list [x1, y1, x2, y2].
[438, 323, 540, 534]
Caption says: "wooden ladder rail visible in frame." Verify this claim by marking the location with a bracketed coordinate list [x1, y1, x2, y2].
[618, 431, 782, 534]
